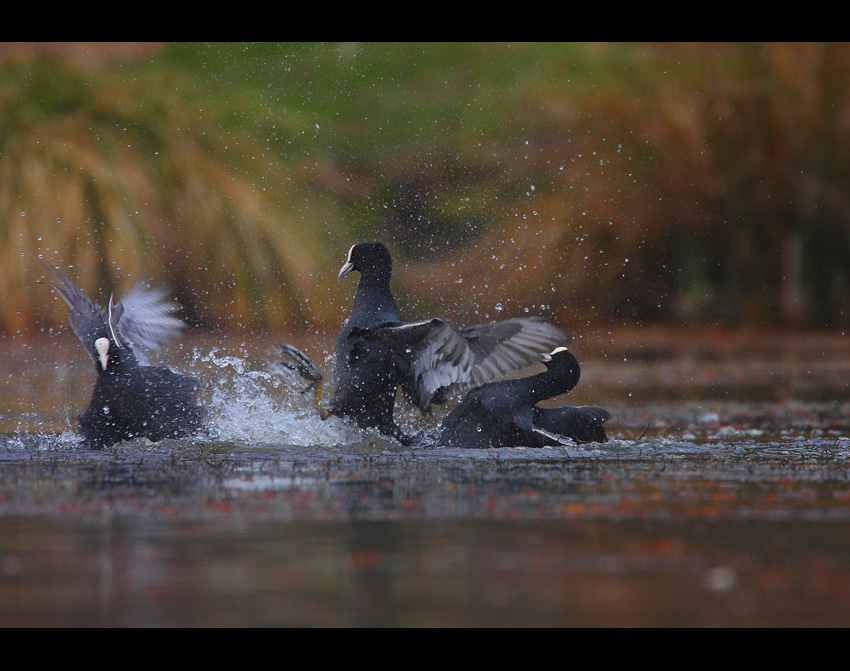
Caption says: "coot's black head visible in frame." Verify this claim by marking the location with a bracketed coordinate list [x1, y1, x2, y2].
[540, 346, 581, 389]
[89, 332, 135, 373]
[88, 297, 135, 374]
[338, 242, 393, 284]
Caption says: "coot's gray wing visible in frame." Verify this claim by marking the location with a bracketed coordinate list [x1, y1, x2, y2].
[387, 316, 571, 412]
[113, 282, 185, 364]
[43, 267, 110, 363]
[44, 267, 184, 366]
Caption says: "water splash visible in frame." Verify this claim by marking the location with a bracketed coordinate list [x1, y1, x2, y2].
[0, 429, 80, 453]
[188, 347, 362, 447]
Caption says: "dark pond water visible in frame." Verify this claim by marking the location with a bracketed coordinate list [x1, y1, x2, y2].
[2, 331, 850, 626]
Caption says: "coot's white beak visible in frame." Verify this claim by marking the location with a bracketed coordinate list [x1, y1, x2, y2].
[94, 337, 110, 371]
[338, 245, 355, 279]
[540, 346, 569, 362]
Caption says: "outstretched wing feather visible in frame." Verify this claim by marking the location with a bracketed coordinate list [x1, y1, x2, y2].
[116, 282, 185, 354]
[43, 267, 185, 366]
[399, 317, 571, 412]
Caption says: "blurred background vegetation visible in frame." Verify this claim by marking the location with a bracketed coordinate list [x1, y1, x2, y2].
[2, 42, 849, 340]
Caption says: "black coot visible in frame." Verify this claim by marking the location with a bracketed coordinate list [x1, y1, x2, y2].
[284, 242, 570, 445]
[436, 346, 608, 448]
[44, 267, 206, 449]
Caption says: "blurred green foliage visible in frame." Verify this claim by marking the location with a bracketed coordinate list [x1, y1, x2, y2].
[2, 42, 849, 336]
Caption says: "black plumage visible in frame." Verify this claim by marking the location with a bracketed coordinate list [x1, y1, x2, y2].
[44, 267, 206, 449]
[492, 405, 610, 447]
[436, 346, 607, 448]
[328, 242, 570, 444]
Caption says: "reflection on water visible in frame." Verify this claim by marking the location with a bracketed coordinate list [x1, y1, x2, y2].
[4, 517, 850, 627]
[2, 331, 850, 626]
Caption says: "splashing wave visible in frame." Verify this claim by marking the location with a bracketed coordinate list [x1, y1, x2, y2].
[189, 347, 362, 447]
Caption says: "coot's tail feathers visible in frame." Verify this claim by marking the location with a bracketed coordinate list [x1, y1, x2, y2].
[278, 343, 328, 418]
[403, 316, 570, 412]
